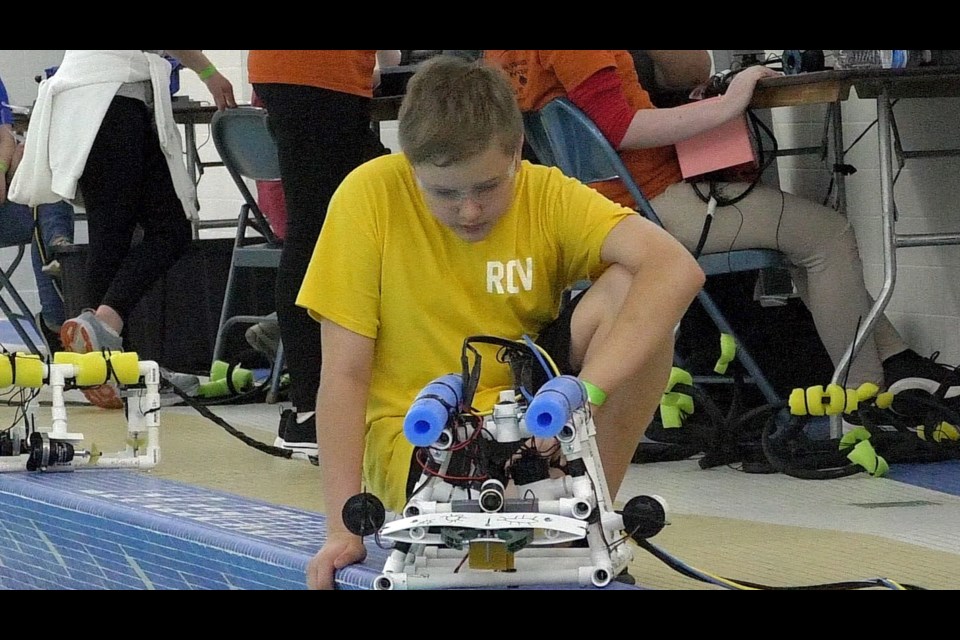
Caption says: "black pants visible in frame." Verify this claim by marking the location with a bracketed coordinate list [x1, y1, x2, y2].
[253, 83, 387, 412]
[77, 96, 192, 321]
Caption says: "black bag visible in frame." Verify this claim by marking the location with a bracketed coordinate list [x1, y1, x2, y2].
[635, 271, 835, 467]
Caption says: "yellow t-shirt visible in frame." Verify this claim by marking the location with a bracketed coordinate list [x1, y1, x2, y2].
[297, 153, 634, 513]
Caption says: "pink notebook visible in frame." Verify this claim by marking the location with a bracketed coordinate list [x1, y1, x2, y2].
[674, 97, 758, 179]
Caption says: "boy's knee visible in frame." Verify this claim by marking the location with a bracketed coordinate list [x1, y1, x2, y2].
[568, 264, 635, 367]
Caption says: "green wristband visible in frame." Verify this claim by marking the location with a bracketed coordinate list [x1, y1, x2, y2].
[0, 161, 8, 174]
[198, 65, 218, 81]
[581, 379, 607, 407]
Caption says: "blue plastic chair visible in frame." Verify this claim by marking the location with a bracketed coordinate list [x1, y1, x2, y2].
[209, 106, 285, 403]
[522, 111, 555, 167]
[533, 97, 785, 403]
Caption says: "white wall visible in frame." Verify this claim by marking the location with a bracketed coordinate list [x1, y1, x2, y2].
[766, 50, 960, 366]
[0, 50, 66, 106]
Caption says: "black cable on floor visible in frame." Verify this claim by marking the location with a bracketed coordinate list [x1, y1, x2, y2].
[160, 377, 294, 460]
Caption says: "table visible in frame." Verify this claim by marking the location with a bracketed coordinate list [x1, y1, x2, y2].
[751, 66, 960, 436]
[170, 95, 403, 236]
[172, 93, 402, 176]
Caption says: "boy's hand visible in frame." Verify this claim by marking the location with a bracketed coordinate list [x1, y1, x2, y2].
[306, 531, 367, 590]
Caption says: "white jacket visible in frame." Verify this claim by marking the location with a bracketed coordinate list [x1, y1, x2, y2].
[9, 50, 198, 220]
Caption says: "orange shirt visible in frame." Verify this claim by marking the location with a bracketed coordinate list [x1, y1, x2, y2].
[485, 50, 683, 206]
[248, 50, 378, 98]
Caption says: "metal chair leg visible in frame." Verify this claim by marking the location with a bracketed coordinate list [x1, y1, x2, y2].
[695, 289, 781, 404]
[266, 339, 285, 404]
[0, 270, 44, 356]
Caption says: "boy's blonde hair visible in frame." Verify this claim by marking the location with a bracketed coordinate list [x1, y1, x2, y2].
[398, 55, 523, 167]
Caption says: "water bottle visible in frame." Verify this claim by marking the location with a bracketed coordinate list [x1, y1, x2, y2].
[836, 50, 909, 70]
[525, 375, 587, 438]
[879, 50, 909, 69]
[402, 374, 463, 447]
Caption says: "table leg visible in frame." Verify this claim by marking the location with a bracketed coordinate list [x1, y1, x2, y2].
[829, 86, 898, 438]
[183, 123, 200, 240]
[831, 99, 847, 215]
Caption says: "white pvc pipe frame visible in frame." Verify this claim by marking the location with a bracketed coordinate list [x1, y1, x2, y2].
[0, 359, 162, 472]
[375, 538, 634, 590]
[374, 403, 636, 589]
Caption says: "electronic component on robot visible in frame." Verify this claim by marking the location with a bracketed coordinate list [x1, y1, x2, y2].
[342, 335, 670, 590]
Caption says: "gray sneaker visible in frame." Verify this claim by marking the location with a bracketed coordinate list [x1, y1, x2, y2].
[159, 368, 201, 406]
[59, 309, 124, 354]
[59, 310, 124, 409]
[245, 313, 280, 362]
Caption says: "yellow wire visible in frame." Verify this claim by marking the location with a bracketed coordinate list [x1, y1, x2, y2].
[703, 572, 759, 590]
[525, 340, 561, 377]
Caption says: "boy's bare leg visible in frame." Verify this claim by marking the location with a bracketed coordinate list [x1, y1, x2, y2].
[569, 264, 675, 499]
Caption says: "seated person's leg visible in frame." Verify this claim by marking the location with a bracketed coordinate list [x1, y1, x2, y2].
[30, 202, 75, 344]
[653, 181, 889, 388]
[37, 200, 75, 250]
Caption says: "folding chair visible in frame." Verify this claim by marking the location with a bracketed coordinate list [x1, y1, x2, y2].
[533, 97, 786, 404]
[209, 106, 285, 403]
[0, 203, 45, 356]
[522, 112, 555, 166]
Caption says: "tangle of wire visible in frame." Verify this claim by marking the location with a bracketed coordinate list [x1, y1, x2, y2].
[2, 386, 40, 439]
[402, 336, 569, 523]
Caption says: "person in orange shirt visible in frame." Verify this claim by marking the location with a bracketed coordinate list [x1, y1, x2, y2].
[485, 50, 960, 405]
[247, 50, 399, 458]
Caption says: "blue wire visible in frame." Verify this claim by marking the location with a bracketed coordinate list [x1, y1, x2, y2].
[518, 385, 534, 404]
[522, 334, 555, 381]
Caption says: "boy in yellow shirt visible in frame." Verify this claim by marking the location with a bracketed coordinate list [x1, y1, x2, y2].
[297, 55, 705, 590]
